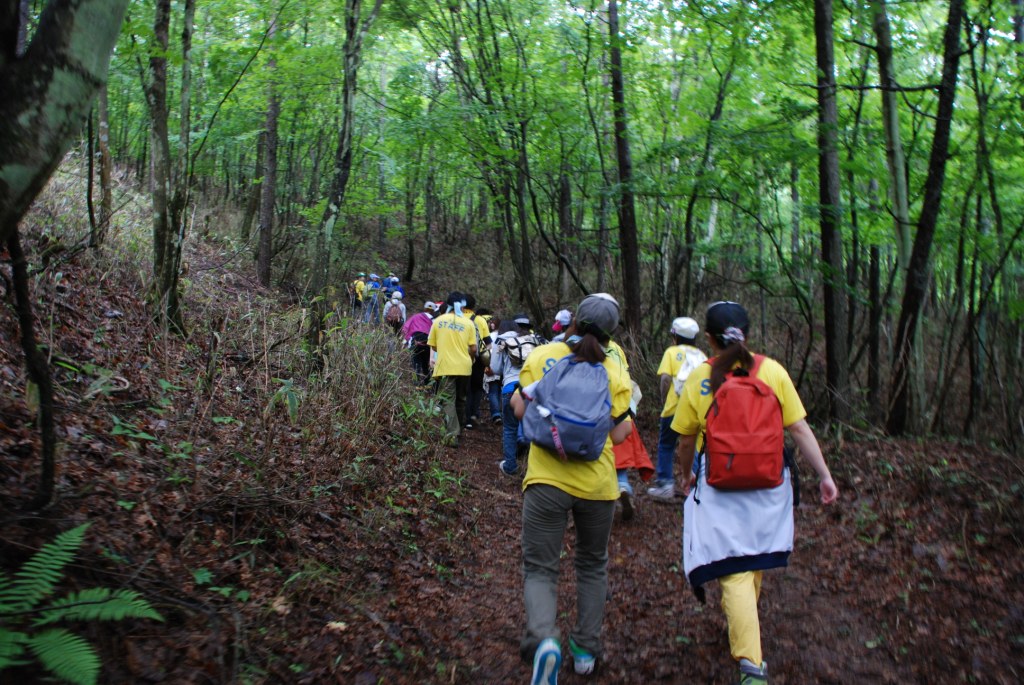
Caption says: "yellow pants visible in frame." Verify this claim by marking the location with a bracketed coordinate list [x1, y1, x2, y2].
[719, 571, 763, 665]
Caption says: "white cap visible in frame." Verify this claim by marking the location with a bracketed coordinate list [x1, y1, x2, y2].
[392, 292, 403, 300]
[424, 301, 438, 311]
[671, 317, 699, 339]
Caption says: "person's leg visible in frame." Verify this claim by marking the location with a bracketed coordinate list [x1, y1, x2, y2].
[466, 362, 484, 424]
[568, 495, 615, 659]
[655, 416, 678, 484]
[488, 381, 501, 420]
[719, 571, 764, 666]
[502, 391, 519, 469]
[434, 377, 460, 443]
[520, 484, 571, 661]
[453, 375, 469, 430]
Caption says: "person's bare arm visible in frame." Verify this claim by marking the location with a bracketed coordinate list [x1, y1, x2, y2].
[610, 418, 633, 445]
[786, 419, 839, 504]
[511, 391, 525, 419]
[675, 433, 698, 495]
[659, 373, 672, 406]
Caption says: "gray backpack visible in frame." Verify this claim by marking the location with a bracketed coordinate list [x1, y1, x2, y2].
[521, 355, 612, 461]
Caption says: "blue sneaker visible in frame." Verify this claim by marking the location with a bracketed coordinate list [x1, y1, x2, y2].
[531, 638, 561, 685]
[569, 637, 596, 675]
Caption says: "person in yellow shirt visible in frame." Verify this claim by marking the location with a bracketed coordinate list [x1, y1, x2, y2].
[671, 301, 839, 685]
[427, 292, 477, 447]
[648, 317, 706, 501]
[349, 273, 366, 317]
[510, 293, 633, 682]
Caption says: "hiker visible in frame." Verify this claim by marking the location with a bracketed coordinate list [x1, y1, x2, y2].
[427, 292, 477, 447]
[550, 309, 571, 343]
[648, 317, 707, 502]
[671, 301, 839, 685]
[589, 324, 653, 522]
[462, 294, 492, 430]
[483, 315, 502, 424]
[611, 379, 655, 522]
[382, 291, 406, 333]
[349, 272, 366, 317]
[492, 315, 539, 477]
[404, 301, 437, 384]
[509, 293, 633, 682]
[362, 274, 382, 324]
[390, 276, 405, 299]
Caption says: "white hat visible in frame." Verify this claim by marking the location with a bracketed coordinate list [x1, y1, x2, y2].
[392, 292, 403, 300]
[671, 317, 699, 339]
[424, 301, 438, 311]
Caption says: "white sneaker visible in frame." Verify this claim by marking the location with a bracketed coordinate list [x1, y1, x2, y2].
[647, 482, 677, 502]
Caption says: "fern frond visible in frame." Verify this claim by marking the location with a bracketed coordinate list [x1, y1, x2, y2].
[33, 588, 164, 626]
[5, 524, 90, 614]
[0, 627, 29, 669]
[26, 628, 99, 685]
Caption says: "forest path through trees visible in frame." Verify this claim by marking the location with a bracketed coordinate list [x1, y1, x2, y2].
[402, 420, 916, 684]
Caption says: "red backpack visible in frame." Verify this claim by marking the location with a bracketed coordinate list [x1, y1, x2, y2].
[702, 354, 785, 490]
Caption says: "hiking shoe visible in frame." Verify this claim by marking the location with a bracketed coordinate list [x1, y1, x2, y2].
[531, 638, 561, 685]
[491, 414, 502, 425]
[498, 461, 518, 477]
[738, 658, 768, 684]
[568, 637, 596, 676]
[647, 481, 677, 502]
[464, 421, 474, 430]
[619, 488, 634, 522]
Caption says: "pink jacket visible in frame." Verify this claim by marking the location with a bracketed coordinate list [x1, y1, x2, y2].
[403, 312, 434, 342]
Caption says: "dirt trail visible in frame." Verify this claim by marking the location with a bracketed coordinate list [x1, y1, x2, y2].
[400, 419, 912, 684]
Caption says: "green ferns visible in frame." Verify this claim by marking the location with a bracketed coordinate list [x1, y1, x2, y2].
[0, 523, 163, 685]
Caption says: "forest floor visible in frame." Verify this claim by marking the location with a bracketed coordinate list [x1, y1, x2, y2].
[2, 221, 1024, 684]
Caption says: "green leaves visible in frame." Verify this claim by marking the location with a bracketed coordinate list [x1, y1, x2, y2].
[0, 523, 89, 615]
[0, 523, 162, 685]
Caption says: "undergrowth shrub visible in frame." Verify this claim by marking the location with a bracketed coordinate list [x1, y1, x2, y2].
[0, 523, 162, 685]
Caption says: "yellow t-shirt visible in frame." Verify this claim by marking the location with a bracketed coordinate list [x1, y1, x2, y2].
[604, 340, 629, 371]
[656, 344, 703, 418]
[519, 342, 633, 501]
[352, 280, 365, 301]
[427, 312, 476, 377]
[462, 309, 490, 347]
[671, 355, 807, 437]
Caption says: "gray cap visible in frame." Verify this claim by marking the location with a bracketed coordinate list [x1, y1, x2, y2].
[576, 293, 620, 341]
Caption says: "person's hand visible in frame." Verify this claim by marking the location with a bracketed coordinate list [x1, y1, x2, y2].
[681, 473, 697, 497]
[819, 476, 838, 505]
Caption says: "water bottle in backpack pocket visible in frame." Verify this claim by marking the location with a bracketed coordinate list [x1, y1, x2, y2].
[521, 356, 612, 461]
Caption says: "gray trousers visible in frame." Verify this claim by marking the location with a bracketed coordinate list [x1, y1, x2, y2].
[520, 483, 615, 662]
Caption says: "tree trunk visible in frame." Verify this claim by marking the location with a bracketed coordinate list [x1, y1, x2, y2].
[307, 0, 384, 358]
[96, 83, 113, 245]
[144, 0, 184, 332]
[0, 0, 129, 244]
[814, 0, 851, 422]
[871, 0, 912, 271]
[887, 0, 965, 435]
[607, 0, 640, 332]
[257, 17, 279, 288]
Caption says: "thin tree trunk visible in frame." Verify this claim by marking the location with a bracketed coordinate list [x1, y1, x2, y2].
[257, 17, 279, 288]
[8, 231, 57, 509]
[814, 0, 851, 422]
[887, 0, 965, 435]
[308, 0, 384, 359]
[607, 0, 640, 332]
[96, 83, 113, 244]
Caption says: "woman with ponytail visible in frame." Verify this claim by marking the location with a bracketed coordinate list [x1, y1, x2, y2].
[670, 301, 839, 685]
[509, 293, 634, 684]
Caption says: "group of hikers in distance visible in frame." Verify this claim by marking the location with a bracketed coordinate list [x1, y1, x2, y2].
[348, 273, 840, 684]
